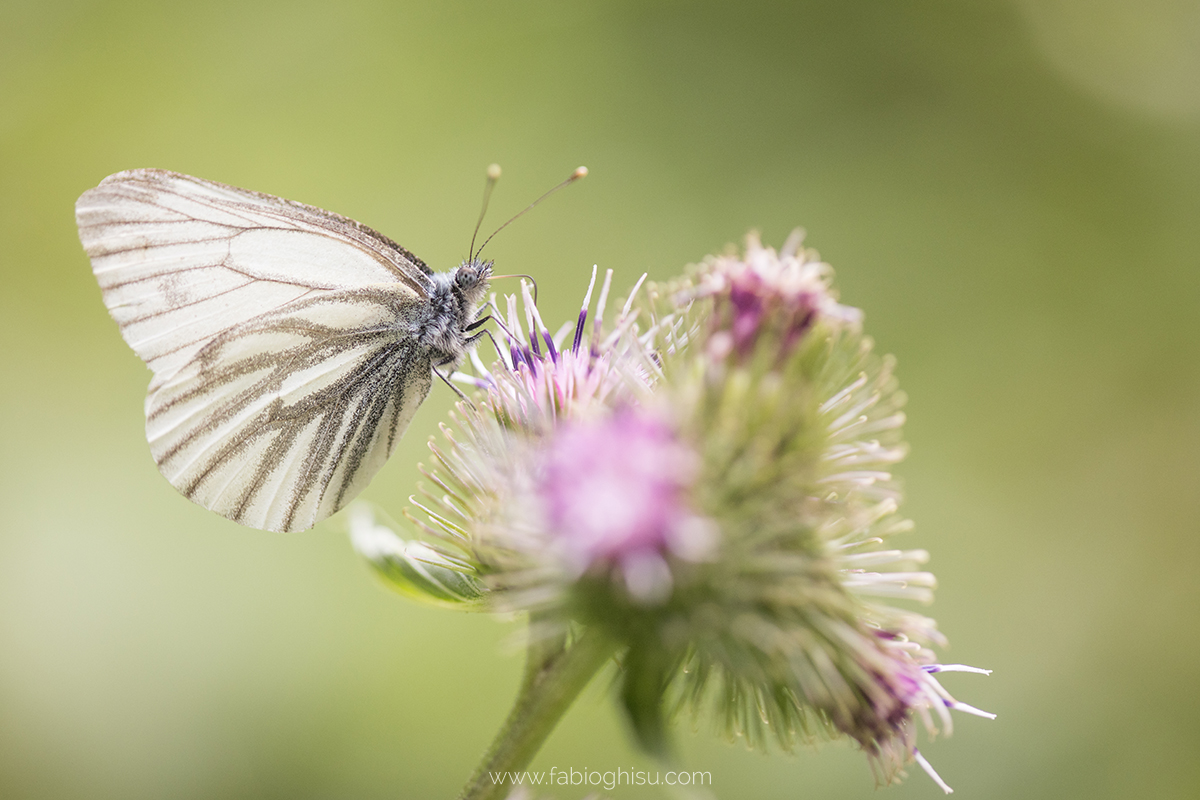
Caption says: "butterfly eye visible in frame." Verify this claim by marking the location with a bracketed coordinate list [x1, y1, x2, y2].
[455, 268, 477, 287]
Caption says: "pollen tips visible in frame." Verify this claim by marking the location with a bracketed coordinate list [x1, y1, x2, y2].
[486, 163, 502, 180]
[572, 166, 588, 180]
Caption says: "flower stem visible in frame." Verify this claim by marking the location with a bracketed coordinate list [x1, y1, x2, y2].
[458, 626, 618, 800]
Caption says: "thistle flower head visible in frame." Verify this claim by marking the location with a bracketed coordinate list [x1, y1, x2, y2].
[352, 238, 992, 792]
[693, 229, 862, 362]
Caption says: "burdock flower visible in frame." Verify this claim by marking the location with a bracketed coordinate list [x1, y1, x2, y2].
[633, 230, 994, 791]
[694, 229, 862, 362]
[352, 236, 992, 799]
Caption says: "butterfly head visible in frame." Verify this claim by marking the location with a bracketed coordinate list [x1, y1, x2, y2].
[453, 257, 493, 307]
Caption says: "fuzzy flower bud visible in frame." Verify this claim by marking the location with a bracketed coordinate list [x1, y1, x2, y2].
[694, 229, 862, 362]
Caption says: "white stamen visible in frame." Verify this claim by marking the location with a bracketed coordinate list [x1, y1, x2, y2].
[818, 470, 892, 486]
[859, 412, 907, 435]
[923, 671, 956, 734]
[506, 295, 526, 344]
[821, 440, 908, 467]
[449, 371, 487, 388]
[927, 664, 993, 676]
[525, 286, 552, 338]
[829, 414, 870, 438]
[780, 226, 806, 257]
[469, 346, 493, 379]
[830, 392, 881, 430]
[842, 579, 935, 602]
[551, 321, 573, 349]
[913, 749, 954, 794]
[818, 373, 868, 414]
[522, 282, 538, 347]
[580, 264, 598, 314]
[834, 536, 884, 551]
[839, 549, 930, 567]
[619, 272, 649, 319]
[950, 701, 997, 720]
[592, 268, 614, 346]
[868, 571, 936, 585]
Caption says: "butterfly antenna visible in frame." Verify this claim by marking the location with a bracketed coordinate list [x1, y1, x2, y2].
[468, 163, 503, 261]
[474, 166, 588, 260]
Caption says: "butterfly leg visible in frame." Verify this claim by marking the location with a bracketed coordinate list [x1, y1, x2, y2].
[432, 365, 472, 404]
[466, 327, 509, 364]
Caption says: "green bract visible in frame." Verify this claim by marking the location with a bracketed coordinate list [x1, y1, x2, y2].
[349, 506, 485, 609]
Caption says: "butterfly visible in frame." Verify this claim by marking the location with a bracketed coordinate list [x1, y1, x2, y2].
[76, 169, 500, 533]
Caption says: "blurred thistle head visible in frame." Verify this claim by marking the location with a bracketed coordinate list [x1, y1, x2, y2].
[691, 229, 862, 363]
[352, 235, 992, 792]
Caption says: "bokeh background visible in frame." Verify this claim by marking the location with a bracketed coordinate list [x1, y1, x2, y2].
[3, 1, 1199, 798]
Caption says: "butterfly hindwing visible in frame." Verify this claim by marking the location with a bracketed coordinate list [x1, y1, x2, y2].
[146, 288, 434, 532]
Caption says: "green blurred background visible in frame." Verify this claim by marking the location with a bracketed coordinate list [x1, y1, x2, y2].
[3, 1, 1199, 798]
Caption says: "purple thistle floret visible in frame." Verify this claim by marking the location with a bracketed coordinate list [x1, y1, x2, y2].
[694, 229, 862, 362]
[539, 412, 700, 591]
[726, 267, 817, 355]
[457, 267, 663, 430]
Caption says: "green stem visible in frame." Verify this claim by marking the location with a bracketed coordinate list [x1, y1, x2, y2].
[458, 626, 619, 800]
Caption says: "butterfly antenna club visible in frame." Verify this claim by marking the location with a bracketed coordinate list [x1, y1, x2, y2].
[468, 163, 503, 261]
[473, 166, 587, 260]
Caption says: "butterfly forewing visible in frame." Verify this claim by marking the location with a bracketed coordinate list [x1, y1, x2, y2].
[77, 169, 433, 383]
[77, 170, 440, 532]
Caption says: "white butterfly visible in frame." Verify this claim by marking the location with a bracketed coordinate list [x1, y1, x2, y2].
[76, 169, 492, 533]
